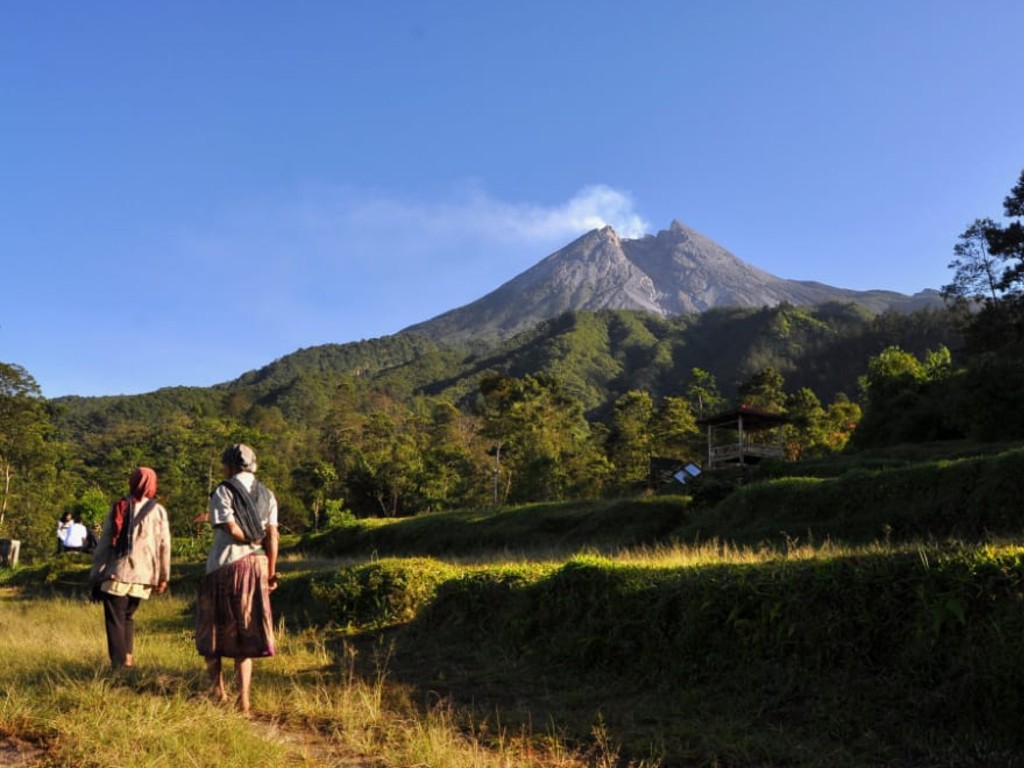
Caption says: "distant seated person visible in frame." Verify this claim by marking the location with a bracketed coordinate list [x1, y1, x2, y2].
[61, 514, 91, 552]
[56, 511, 74, 552]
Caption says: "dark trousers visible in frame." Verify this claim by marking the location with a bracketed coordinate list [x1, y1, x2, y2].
[102, 592, 141, 666]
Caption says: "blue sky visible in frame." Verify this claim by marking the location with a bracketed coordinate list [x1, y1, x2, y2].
[3, 2, 1022, 398]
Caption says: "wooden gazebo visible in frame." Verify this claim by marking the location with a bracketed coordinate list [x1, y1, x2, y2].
[698, 405, 789, 469]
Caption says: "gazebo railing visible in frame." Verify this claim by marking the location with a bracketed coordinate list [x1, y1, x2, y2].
[709, 442, 785, 465]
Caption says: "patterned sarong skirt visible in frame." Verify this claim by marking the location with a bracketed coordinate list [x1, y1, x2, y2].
[195, 553, 275, 660]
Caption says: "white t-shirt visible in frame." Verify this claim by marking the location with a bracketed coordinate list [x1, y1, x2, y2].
[62, 522, 89, 549]
[204, 471, 279, 575]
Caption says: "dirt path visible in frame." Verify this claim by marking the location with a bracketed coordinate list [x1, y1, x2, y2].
[0, 736, 46, 768]
[248, 714, 378, 767]
[0, 718, 377, 768]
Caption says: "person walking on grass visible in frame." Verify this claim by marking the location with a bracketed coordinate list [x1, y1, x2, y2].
[195, 443, 279, 715]
[89, 467, 171, 669]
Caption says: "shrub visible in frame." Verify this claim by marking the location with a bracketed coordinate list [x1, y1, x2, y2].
[309, 557, 460, 629]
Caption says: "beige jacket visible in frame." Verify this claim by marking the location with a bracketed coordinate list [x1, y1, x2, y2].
[90, 499, 172, 586]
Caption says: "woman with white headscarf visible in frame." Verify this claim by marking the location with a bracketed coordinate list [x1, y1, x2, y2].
[195, 443, 279, 715]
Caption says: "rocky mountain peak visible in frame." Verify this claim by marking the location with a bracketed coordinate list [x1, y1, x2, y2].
[592, 224, 620, 245]
[400, 221, 941, 343]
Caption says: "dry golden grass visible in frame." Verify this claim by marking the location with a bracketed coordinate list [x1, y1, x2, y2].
[0, 590, 654, 768]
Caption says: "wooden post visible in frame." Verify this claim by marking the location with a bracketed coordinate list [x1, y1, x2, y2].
[737, 413, 745, 466]
[0, 539, 20, 568]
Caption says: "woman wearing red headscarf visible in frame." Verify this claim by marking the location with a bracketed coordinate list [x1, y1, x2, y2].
[89, 467, 172, 669]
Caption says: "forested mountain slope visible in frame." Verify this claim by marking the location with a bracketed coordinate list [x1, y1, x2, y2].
[55, 304, 959, 435]
[34, 302, 964, 546]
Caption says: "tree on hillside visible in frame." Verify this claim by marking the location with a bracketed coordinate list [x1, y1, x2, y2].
[151, 413, 238, 534]
[478, 374, 522, 505]
[821, 394, 862, 453]
[683, 368, 725, 418]
[783, 388, 827, 460]
[947, 169, 1024, 300]
[606, 390, 655, 491]
[851, 346, 962, 447]
[944, 169, 1024, 355]
[927, 169, 1024, 442]
[71, 486, 109, 528]
[417, 401, 489, 512]
[320, 376, 368, 487]
[782, 387, 862, 459]
[652, 395, 700, 461]
[350, 406, 424, 517]
[292, 460, 339, 530]
[0, 363, 45, 527]
[0, 363, 68, 559]
[943, 218, 1004, 308]
[990, 169, 1024, 292]
[956, 351, 1024, 440]
[737, 367, 786, 412]
[478, 373, 605, 504]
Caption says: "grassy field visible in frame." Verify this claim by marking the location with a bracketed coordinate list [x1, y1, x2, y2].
[6, 541, 1024, 766]
[0, 586, 647, 768]
[4, 440, 1024, 767]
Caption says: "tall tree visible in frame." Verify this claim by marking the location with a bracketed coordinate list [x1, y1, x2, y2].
[990, 169, 1024, 295]
[292, 460, 339, 530]
[783, 387, 827, 460]
[943, 218, 1004, 308]
[946, 169, 1024, 355]
[0, 363, 67, 559]
[478, 373, 602, 503]
[652, 395, 700, 461]
[684, 368, 725, 418]
[607, 390, 655, 490]
[852, 346, 961, 447]
[737, 367, 786, 412]
[417, 401, 488, 512]
[350, 403, 424, 517]
[821, 394, 862, 453]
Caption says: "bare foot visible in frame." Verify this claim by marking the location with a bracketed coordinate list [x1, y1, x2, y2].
[208, 685, 228, 704]
[206, 658, 227, 703]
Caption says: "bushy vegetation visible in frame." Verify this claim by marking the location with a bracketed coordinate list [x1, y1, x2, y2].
[702, 446, 1024, 545]
[301, 496, 692, 560]
[295, 443, 1024, 559]
[399, 546, 1024, 763]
